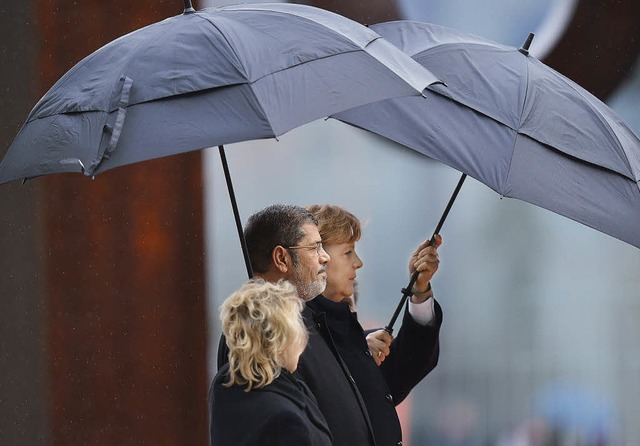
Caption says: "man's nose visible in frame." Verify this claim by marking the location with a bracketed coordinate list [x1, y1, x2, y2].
[319, 247, 330, 263]
[354, 253, 363, 269]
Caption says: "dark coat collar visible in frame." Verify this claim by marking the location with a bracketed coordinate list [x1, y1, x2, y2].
[216, 364, 318, 413]
[307, 294, 355, 336]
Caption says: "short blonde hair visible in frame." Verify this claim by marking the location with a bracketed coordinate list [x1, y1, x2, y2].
[221, 279, 307, 391]
[306, 204, 361, 245]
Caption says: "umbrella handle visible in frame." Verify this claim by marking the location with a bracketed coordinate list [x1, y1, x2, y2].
[384, 173, 467, 334]
[219, 145, 254, 279]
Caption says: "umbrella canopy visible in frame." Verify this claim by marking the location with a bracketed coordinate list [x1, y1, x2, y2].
[334, 21, 640, 249]
[0, 3, 439, 184]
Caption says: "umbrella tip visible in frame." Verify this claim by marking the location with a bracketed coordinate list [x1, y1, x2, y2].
[183, 0, 196, 14]
[518, 32, 535, 56]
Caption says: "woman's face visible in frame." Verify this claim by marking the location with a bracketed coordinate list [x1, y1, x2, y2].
[322, 241, 363, 303]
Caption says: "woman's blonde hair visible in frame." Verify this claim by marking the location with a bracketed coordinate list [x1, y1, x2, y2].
[221, 279, 307, 391]
[306, 204, 361, 245]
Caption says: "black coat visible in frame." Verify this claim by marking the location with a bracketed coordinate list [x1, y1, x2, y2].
[209, 364, 332, 446]
[215, 297, 442, 446]
[297, 295, 442, 446]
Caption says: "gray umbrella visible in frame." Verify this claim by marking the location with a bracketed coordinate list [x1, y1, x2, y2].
[335, 20, 640, 248]
[333, 21, 640, 331]
[0, 3, 438, 184]
[0, 3, 440, 278]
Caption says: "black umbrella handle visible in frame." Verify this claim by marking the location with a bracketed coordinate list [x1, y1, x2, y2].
[384, 173, 467, 334]
[219, 145, 254, 279]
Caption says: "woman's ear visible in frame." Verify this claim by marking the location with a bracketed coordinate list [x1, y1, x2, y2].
[272, 246, 291, 273]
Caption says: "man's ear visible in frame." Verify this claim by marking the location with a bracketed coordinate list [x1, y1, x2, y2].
[272, 246, 291, 274]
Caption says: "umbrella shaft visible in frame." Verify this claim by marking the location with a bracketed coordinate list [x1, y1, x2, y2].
[385, 271, 419, 334]
[385, 173, 467, 334]
[219, 145, 254, 279]
[434, 173, 467, 235]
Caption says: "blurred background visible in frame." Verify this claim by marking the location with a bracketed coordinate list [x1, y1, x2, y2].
[1, 0, 639, 445]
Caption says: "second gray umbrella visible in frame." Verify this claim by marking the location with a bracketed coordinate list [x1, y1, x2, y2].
[334, 21, 640, 250]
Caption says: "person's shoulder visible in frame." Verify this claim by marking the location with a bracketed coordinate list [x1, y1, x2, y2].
[261, 374, 303, 397]
[211, 363, 231, 390]
[213, 378, 297, 415]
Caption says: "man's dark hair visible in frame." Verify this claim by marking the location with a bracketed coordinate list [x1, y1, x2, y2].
[244, 204, 318, 274]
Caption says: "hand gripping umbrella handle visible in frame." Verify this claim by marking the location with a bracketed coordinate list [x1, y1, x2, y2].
[384, 173, 467, 334]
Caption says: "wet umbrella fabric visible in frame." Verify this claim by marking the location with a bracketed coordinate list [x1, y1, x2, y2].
[334, 21, 640, 249]
[0, 3, 439, 184]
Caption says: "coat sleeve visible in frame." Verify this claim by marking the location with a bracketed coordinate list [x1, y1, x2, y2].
[380, 298, 443, 405]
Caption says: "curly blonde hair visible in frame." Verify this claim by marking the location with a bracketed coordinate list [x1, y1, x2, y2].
[306, 204, 361, 245]
[221, 279, 307, 391]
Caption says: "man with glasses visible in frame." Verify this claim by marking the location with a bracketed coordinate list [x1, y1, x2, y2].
[213, 204, 442, 446]
[242, 208, 330, 302]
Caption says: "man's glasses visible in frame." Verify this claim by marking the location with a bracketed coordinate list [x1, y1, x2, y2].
[287, 241, 324, 255]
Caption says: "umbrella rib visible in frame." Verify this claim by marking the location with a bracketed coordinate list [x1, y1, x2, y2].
[196, 13, 249, 80]
[216, 4, 374, 48]
[498, 58, 637, 186]
[196, 12, 377, 136]
[249, 48, 369, 84]
[245, 81, 277, 139]
[241, 47, 396, 138]
[515, 59, 639, 180]
[502, 56, 532, 195]
[558, 76, 639, 180]
[197, 10, 382, 85]
[541, 140, 640, 189]
[197, 11, 378, 83]
[413, 41, 513, 58]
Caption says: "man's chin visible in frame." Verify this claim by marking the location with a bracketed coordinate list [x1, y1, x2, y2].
[292, 280, 324, 302]
[307, 281, 326, 301]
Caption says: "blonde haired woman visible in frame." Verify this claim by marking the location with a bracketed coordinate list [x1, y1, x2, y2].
[209, 279, 331, 446]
